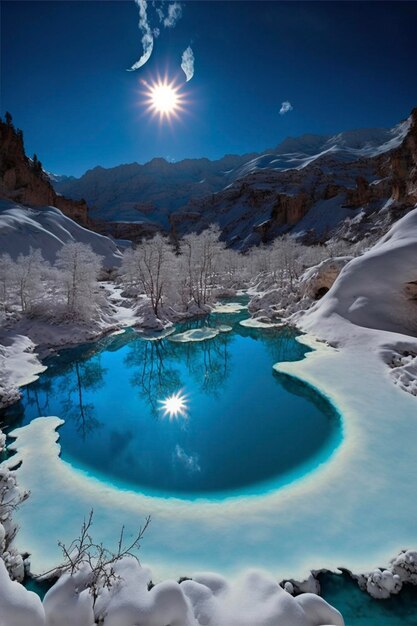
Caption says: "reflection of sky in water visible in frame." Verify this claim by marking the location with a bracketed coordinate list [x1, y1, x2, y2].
[3, 302, 341, 498]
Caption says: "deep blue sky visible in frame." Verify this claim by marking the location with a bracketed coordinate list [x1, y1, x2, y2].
[2, 1, 417, 176]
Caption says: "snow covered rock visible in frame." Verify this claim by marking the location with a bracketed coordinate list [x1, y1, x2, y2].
[360, 568, 403, 599]
[300, 257, 352, 301]
[169, 327, 220, 342]
[391, 550, 417, 585]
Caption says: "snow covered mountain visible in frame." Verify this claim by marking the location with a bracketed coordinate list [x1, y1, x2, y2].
[54, 154, 257, 224]
[233, 121, 410, 177]
[171, 110, 417, 248]
[52, 112, 415, 248]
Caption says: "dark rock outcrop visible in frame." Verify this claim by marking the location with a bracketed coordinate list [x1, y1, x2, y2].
[0, 115, 90, 226]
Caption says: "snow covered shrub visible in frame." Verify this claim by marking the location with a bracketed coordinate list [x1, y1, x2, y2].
[391, 550, 417, 585]
[364, 569, 402, 599]
[41, 510, 151, 608]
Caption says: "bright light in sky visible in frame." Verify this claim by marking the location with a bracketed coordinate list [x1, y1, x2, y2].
[159, 391, 188, 420]
[151, 84, 179, 114]
[142, 77, 185, 121]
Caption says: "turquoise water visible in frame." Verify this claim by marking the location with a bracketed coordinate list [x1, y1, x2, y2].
[1, 302, 341, 498]
[320, 573, 417, 626]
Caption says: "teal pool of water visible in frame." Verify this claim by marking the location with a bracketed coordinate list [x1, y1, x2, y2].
[319, 573, 417, 626]
[1, 301, 342, 499]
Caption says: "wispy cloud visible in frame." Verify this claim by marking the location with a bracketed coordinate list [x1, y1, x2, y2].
[128, 1, 184, 71]
[174, 445, 201, 473]
[163, 2, 182, 28]
[279, 101, 293, 115]
[181, 46, 194, 82]
[128, 0, 154, 71]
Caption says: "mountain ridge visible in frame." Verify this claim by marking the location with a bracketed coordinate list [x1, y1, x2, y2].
[52, 110, 415, 248]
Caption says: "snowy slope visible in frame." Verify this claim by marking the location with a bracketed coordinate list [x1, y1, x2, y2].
[0, 199, 122, 267]
[233, 120, 410, 178]
[297, 204, 417, 338]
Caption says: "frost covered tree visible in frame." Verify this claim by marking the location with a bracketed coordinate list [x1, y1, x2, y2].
[180, 225, 224, 307]
[55, 243, 103, 319]
[12, 248, 46, 314]
[120, 234, 177, 316]
[0, 253, 14, 313]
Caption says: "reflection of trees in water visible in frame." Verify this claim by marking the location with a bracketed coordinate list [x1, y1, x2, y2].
[124, 339, 182, 416]
[23, 378, 53, 417]
[239, 324, 307, 364]
[123, 327, 233, 413]
[58, 359, 106, 439]
[180, 334, 232, 398]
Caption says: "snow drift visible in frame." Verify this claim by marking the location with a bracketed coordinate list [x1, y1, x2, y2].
[296, 205, 417, 339]
[0, 199, 122, 268]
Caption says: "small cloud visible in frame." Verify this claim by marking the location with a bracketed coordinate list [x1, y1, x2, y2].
[279, 101, 293, 115]
[163, 2, 182, 28]
[128, 0, 154, 71]
[181, 46, 194, 82]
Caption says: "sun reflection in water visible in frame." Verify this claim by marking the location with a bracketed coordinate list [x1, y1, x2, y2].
[159, 391, 188, 420]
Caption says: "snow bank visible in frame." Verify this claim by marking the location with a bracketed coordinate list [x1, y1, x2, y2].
[239, 317, 284, 329]
[0, 555, 345, 626]
[0, 560, 45, 626]
[296, 207, 417, 339]
[168, 327, 219, 342]
[136, 327, 175, 341]
[211, 302, 247, 314]
[0, 333, 45, 408]
[0, 199, 122, 269]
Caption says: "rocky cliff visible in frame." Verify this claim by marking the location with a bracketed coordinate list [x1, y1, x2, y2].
[0, 115, 90, 226]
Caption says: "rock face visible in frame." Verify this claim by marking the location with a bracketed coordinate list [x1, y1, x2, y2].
[52, 108, 417, 248]
[388, 108, 417, 205]
[0, 115, 89, 226]
[300, 257, 353, 301]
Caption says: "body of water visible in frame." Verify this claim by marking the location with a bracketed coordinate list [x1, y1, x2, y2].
[2, 301, 341, 499]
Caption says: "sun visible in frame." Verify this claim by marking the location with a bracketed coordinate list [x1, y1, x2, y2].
[158, 391, 188, 420]
[151, 84, 179, 115]
[141, 77, 185, 120]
